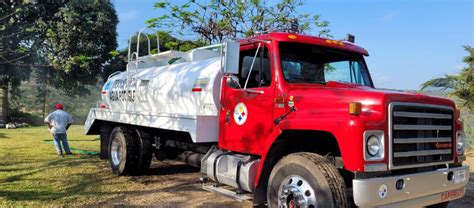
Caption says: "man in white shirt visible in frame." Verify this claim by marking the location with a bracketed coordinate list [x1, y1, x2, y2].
[44, 103, 74, 155]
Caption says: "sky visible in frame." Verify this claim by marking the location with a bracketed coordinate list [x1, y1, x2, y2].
[113, 0, 473, 90]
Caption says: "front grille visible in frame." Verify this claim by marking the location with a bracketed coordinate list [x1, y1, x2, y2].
[390, 103, 454, 169]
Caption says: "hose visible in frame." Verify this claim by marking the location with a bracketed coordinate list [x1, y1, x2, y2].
[43, 139, 99, 155]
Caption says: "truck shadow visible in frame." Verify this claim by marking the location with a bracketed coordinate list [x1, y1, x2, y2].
[142, 159, 200, 176]
[0, 132, 9, 139]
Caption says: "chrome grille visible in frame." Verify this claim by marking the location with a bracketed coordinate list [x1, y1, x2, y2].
[389, 103, 454, 169]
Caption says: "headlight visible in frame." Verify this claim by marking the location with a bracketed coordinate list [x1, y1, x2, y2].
[364, 130, 385, 161]
[457, 130, 465, 154]
[367, 135, 380, 156]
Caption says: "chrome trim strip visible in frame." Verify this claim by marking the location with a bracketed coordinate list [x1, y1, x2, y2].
[393, 111, 452, 119]
[388, 102, 455, 170]
[393, 137, 452, 144]
[393, 125, 452, 131]
[390, 102, 454, 110]
[388, 161, 451, 170]
[364, 163, 388, 172]
[393, 149, 452, 158]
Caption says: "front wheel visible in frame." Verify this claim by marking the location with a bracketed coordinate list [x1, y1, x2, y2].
[267, 152, 349, 208]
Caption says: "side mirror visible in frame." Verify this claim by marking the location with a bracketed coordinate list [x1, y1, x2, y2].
[226, 75, 241, 89]
[223, 40, 240, 74]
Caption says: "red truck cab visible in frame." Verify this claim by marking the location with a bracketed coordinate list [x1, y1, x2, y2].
[217, 32, 469, 207]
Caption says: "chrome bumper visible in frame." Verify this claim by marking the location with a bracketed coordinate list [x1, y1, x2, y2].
[353, 165, 470, 207]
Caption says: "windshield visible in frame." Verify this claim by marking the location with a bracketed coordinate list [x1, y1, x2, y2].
[279, 42, 373, 87]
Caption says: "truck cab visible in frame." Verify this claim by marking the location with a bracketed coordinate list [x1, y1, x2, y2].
[85, 30, 469, 207]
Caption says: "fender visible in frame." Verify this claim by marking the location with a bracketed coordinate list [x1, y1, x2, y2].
[253, 116, 383, 188]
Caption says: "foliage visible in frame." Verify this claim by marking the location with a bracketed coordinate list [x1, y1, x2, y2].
[38, 1, 118, 96]
[147, 0, 331, 44]
[421, 46, 474, 111]
[11, 79, 102, 124]
[0, 0, 118, 98]
[0, 1, 39, 93]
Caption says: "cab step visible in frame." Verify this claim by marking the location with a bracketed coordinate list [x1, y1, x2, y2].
[202, 184, 253, 202]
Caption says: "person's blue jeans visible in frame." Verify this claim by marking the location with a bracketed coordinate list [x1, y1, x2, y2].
[53, 133, 71, 155]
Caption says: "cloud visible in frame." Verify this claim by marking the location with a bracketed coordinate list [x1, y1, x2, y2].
[119, 10, 138, 22]
[381, 11, 399, 22]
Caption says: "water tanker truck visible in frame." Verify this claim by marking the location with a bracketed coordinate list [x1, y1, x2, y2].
[85, 27, 469, 207]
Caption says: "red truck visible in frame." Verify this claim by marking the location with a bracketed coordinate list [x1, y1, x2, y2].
[85, 28, 469, 207]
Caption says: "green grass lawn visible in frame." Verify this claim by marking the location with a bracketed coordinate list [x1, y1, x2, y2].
[0, 125, 145, 206]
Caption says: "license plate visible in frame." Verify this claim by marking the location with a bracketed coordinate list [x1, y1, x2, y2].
[441, 188, 465, 201]
[454, 170, 467, 184]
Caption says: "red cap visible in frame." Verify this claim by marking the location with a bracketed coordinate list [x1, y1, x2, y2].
[55, 103, 64, 109]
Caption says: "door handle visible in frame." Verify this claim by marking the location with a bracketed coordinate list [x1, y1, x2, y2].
[225, 110, 231, 124]
[244, 89, 264, 95]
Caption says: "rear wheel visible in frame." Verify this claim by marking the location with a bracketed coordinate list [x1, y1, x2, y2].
[109, 127, 140, 175]
[267, 152, 349, 208]
[135, 129, 152, 173]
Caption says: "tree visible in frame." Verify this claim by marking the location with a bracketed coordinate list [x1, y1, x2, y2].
[39, 1, 118, 96]
[147, 0, 331, 44]
[0, 1, 118, 121]
[0, 1, 42, 122]
[421, 46, 474, 111]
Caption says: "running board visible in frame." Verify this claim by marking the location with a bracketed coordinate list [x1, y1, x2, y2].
[202, 184, 253, 202]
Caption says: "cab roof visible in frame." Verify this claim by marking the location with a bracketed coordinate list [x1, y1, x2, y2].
[243, 32, 369, 56]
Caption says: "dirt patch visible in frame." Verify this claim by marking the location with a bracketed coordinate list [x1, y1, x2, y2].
[96, 151, 474, 207]
[93, 160, 253, 207]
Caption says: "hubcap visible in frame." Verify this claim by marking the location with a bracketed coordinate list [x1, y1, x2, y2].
[278, 175, 317, 208]
[110, 137, 122, 166]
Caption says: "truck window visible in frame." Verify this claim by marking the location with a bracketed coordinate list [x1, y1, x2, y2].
[279, 42, 372, 87]
[239, 46, 271, 88]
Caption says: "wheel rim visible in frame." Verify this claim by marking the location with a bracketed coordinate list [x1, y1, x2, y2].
[278, 175, 317, 208]
[110, 136, 122, 166]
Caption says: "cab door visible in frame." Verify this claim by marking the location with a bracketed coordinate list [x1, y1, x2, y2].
[219, 43, 275, 155]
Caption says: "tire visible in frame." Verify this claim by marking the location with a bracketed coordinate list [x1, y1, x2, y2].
[427, 202, 449, 208]
[99, 123, 113, 160]
[108, 127, 140, 176]
[135, 129, 152, 173]
[267, 152, 349, 208]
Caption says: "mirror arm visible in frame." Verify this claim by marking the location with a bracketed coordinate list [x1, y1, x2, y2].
[243, 43, 262, 89]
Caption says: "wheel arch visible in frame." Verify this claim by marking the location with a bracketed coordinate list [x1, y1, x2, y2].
[253, 129, 342, 205]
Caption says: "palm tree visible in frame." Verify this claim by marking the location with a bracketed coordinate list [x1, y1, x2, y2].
[421, 46, 474, 111]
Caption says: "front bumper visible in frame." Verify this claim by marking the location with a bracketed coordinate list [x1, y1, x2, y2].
[353, 165, 470, 207]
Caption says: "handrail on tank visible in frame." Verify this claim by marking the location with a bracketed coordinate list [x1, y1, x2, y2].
[194, 43, 222, 51]
[127, 52, 139, 77]
[127, 27, 161, 63]
[107, 71, 122, 79]
[126, 52, 139, 85]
